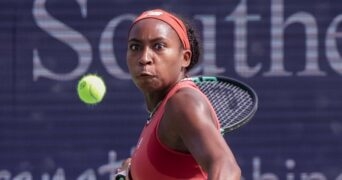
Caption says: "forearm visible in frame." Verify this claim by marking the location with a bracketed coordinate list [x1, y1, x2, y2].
[207, 159, 241, 180]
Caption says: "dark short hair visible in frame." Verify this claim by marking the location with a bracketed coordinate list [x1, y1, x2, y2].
[174, 13, 202, 72]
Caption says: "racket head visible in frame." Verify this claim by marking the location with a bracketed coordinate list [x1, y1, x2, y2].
[186, 76, 258, 134]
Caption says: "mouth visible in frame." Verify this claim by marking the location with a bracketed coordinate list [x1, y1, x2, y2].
[139, 71, 154, 77]
[135, 73, 157, 81]
[133, 71, 157, 86]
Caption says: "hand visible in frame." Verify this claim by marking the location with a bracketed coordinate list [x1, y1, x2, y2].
[115, 158, 131, 180]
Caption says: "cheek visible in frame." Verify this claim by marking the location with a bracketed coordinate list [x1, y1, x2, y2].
[126, 59, 135, 72]
[162, 49, 182, 63]
[126, 53, 135, 66]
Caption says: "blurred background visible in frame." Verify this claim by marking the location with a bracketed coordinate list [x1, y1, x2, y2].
[1, 0, 342, 179]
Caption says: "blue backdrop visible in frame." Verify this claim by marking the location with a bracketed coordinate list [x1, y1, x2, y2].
[1, 0, 342, 179]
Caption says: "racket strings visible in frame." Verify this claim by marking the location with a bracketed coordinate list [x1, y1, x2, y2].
[197, 81, 254, 130]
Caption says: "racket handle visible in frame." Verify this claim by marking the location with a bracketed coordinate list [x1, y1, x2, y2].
[115, 171, 127, 180]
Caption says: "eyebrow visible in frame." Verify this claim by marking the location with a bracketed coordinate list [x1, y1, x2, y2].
[128, 38, 140, 43]
[128, 37, 167, 44]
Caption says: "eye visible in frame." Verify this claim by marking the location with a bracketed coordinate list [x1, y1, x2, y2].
[153, 42, 166, 51]
[129, 43, 140, 51]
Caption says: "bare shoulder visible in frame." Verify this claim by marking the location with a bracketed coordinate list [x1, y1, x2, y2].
[167, 87, 208, 114]
[158, 87, 215, 151]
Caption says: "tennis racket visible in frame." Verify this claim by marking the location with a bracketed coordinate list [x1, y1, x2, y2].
[184, 76, 258, 134]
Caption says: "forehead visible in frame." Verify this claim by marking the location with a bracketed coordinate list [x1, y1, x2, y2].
[128, 18, 179, 41]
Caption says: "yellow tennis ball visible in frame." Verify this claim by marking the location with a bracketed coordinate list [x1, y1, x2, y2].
[77, 74, 106, 105]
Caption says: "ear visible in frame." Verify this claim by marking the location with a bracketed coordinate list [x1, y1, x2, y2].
[181, 49, 192, 68]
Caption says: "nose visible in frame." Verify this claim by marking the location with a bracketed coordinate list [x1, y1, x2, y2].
[138, 47, 152, 65]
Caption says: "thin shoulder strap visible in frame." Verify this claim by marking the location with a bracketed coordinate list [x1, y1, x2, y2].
[151, 80, 197, 122]
[152, 80, 220, 129]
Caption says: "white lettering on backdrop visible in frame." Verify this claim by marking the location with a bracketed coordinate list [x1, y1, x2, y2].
[32, 0, 342, 81]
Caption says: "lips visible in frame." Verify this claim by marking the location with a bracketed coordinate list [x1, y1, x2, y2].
[135, 71, 157, 80]
[139, 71, 154, 76]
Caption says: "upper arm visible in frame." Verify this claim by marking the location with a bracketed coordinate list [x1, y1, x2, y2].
[162, 88, 240, 177]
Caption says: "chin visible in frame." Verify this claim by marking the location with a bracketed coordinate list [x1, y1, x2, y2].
[137, 81, 160, 92]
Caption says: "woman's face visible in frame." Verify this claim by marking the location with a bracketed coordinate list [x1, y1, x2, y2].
[126, 18, 191, 92]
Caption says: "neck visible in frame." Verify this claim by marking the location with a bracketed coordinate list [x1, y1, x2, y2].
[144, 91, 166, 112]
[144, 75, 187, 112]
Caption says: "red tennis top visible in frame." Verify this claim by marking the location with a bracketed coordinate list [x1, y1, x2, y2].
[130, 80, 220, 180]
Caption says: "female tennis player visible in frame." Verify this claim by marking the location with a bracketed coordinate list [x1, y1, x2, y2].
[118, 9, 241, 180]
